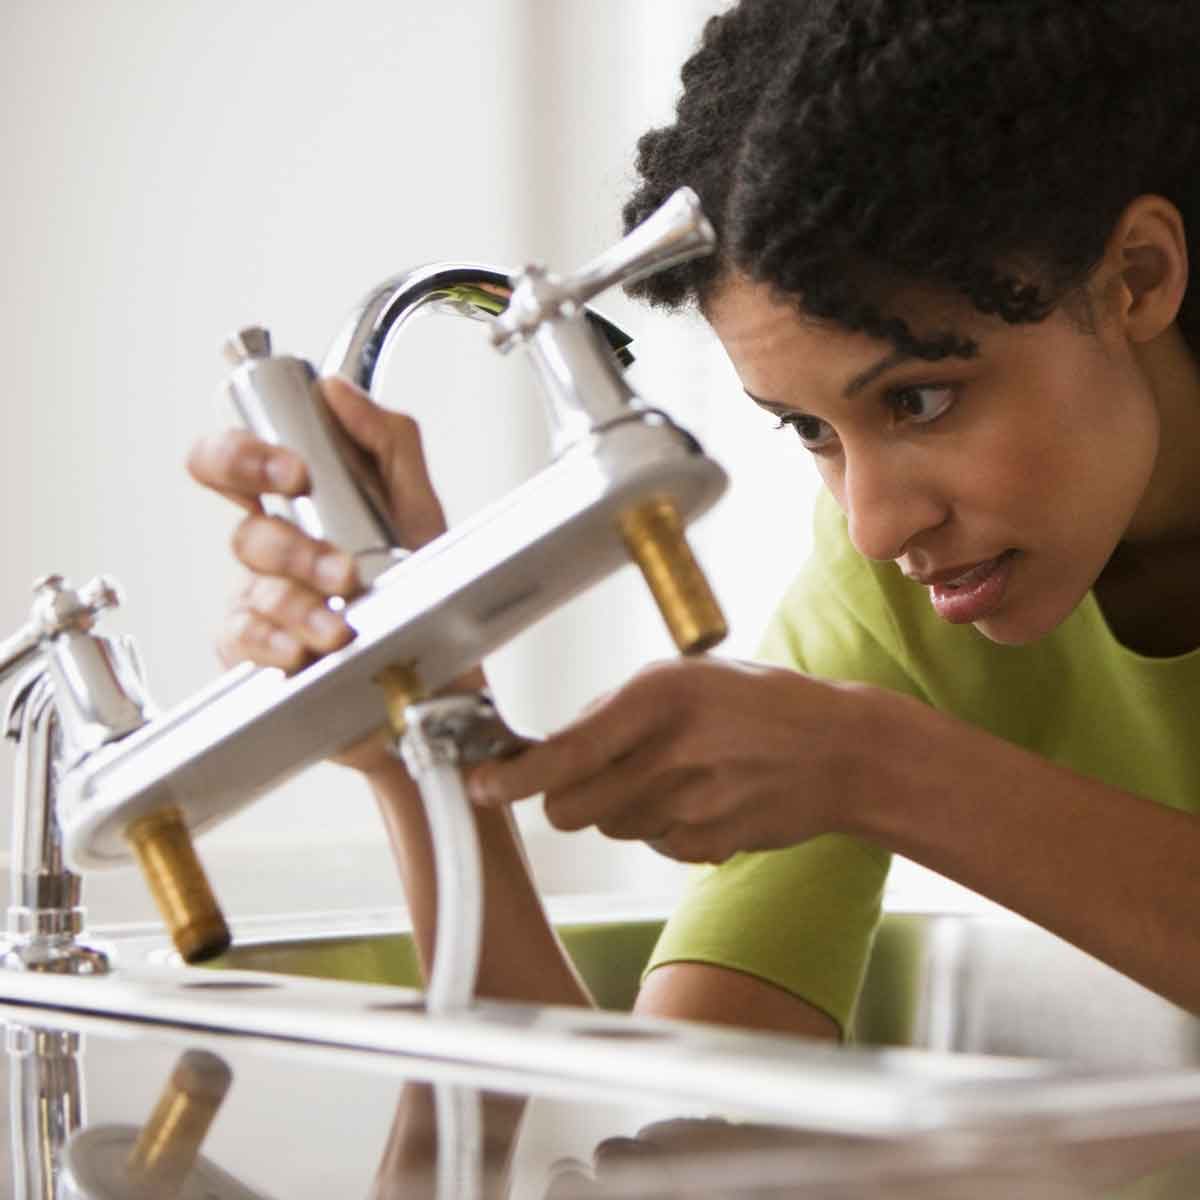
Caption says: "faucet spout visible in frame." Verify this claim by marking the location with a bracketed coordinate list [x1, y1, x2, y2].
[321, 262, 638, 458]
[322, 263, 633, 384]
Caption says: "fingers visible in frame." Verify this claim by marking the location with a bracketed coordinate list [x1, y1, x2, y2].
[547, 761, 741, 864]
[218, 575, 354, 672]
[466, 660, 712, 807]
[460, 657, 794, 866]
[187, 430, 309, 513]
[319, 377, 394, 457]
[646, 820, 740, 865]
[231, 513, 360, 598]
[218, 511, 359, 676]
[465, 670, 677, 807]
[190, 380, 448, 552]
[321, 379, 447, 549]
[543, 742, 697, 836]
[194, 381, 451, 707]
[217, 608, 307, 672]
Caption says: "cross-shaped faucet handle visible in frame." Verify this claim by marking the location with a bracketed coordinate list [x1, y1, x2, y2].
[0, 575, 123, 686]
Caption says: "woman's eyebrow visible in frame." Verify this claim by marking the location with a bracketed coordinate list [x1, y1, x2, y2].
[845, 350, 912, 395]
[743, 350, 914, 411]
[743, 390, 790, 412]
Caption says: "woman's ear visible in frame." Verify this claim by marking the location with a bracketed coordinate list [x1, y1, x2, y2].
[1104, 194, 1189, 343]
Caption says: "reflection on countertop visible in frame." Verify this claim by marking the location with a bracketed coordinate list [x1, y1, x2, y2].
[3, 1002, 1200, 1199]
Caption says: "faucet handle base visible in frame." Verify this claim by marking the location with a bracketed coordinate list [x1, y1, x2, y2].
[0, 936, 110, 975]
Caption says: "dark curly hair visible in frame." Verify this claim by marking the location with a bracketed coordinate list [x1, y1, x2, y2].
[623, 0, 1200, 360]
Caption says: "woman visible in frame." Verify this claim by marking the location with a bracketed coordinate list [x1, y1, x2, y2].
[188, 0, 1200, 1041]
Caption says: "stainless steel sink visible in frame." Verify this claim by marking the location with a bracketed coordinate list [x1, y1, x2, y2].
[855, 911, 1200, 1066]
[6, 899, 1200, 1192]
[199, 904, 1200, 1069]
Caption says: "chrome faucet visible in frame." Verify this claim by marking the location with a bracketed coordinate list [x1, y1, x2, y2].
[55, 187, 728, 965]
[0, 575, 155, 974]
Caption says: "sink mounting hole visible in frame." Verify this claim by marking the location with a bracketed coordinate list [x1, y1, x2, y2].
[181, 980, 281, 991]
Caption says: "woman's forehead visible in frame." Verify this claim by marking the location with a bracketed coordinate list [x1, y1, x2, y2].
[706, 274, 983, 380]
[706, 279, 897, 380]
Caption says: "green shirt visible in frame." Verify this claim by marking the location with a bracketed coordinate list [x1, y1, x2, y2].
[645, 488, 1200, 1035]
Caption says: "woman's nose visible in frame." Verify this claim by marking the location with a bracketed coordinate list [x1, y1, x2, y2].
[842, 448, 947, 562]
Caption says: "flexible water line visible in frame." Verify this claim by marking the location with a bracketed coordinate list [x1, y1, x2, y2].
[417, 760, 484, 1014]
[398, 690, 528, 1015]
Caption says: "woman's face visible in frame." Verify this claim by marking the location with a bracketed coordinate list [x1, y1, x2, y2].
[706, 275, 1162, 645]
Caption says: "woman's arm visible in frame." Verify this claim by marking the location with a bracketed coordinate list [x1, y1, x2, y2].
[468, 659, 1200, 1014]
[862, 691, 1200, 1014]
[365, 754, 591, 1007]
[635, 962, 839, 1038]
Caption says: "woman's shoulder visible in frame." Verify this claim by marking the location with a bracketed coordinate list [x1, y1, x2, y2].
[760, 489, 932, 692]
[771, 490, 922, 644]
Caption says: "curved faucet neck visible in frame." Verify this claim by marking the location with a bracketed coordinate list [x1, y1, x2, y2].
[320, 263, 638, 457]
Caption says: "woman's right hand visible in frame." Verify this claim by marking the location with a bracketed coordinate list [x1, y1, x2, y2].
[186, 376, 455, 774]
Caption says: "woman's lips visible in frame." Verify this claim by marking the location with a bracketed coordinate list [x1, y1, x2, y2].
[927, 550, 1018, 624]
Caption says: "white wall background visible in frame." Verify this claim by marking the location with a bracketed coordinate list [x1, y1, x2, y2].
[0, 1, 832, 924]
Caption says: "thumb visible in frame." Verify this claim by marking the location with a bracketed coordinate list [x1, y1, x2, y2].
[320, 376, 392, 457]
[320, 377, 447, 550]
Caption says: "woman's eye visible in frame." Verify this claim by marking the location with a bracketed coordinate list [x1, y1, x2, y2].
[889, 384, 956, 424]
[774, 414, 836, 450]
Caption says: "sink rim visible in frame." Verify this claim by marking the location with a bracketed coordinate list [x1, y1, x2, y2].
[5, 902, 1200, 1148]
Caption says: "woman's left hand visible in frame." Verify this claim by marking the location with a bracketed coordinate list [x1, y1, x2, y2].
[465, 657, 881, 863]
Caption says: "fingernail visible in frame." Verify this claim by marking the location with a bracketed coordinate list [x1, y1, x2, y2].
[268, 630, 302, 659]
[316, 553, 353, 593]
[266, 454, 301, 492]
[307, 605, 347, 643]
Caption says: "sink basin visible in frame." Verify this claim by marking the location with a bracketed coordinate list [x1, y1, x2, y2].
[6, 899, 1198, 1181]
[207, 913, 662, 1012]
[202, 905, 1200, 1068]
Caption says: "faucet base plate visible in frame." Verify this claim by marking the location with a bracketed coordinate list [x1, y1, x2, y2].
[0, 937, 110, 975]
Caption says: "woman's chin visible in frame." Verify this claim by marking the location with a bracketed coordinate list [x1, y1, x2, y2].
[970, 616, 1041, 646]
[970, 595, 1079, 646]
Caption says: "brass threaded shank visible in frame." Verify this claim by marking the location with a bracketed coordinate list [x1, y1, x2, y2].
[126, 808, 231, 964]
[374, 662, 426, 736]
[619, 497, 727, 654]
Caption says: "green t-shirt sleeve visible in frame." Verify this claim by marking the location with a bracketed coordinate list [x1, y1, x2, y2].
[644, 833, 890, 1038]
[643, 491, 929, 1038]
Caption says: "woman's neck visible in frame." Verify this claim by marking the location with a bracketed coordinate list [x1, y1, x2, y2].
[1094, 325, 1200, 655]
[1123, 324, 1200, 545]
